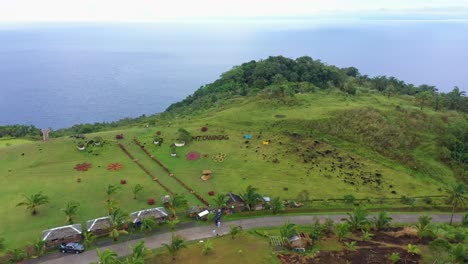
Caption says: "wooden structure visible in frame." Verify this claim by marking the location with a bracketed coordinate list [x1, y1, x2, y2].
[86, 216, 112, 237]
[187, 205, 203, 218]
[130, 207, 168, 224]
[41, 224, 82, 248]
[201, 170, 212, 181]
[287, 232, 312, 249]
[226, 193, 246, 213]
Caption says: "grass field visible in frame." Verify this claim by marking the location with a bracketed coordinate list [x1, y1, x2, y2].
[0, 138, 32, 148]
[144, 232, 279, 264]
[0, 92, 461, 250]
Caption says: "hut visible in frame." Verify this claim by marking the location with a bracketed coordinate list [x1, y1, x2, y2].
[288, 232, 312, 249]
[42, 224, 82, 248]
[254, 197, 271, 211]
[226, 193, 246, 213]
[86, 216, 112, 237]
[130, 207, 168, 224]
[187, 205, 203, 218]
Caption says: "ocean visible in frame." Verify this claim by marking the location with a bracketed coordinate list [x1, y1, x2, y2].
[0, 20, 467, 129]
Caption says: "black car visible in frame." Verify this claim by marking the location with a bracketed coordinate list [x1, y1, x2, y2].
[59, 242, 85, 254]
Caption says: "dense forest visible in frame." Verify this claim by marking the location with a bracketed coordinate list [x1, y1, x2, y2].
[166, 56, 467, 113]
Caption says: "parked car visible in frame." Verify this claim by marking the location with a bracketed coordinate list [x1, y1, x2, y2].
[59, 242, 85, 254]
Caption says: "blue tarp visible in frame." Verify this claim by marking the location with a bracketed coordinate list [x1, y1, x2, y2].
[244, 134, 252, 139]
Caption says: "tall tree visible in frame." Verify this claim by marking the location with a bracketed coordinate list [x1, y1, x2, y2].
[229, 225, 241, 239]
[280, 220, 297, 239]
[212, 194, 227, 209]
[270, 197, 285, 214]
[132, 184, 143, 200]
[62, 201, 80, 224]
[445, 183, 467, 225]
[106, 184, 120, 202]
[96, 248, 118, 264]
[126, 240, 147, 264]
[109, 208, 129, 242]
[162, 234, 187, 261]
[16, 192, 49, 215]
[240, 185, 262, 211]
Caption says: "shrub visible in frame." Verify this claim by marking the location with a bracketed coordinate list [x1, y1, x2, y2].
[422, 196, 432, 204]
[201, 127, 208, 132]
[400, 195, 416, 206]
[76, 178, 82, 183]
[147, 198, 155, 205]
[208, 191, 215, 196]
[156, 131, 161, 135]
[343, 194, 356, 205]
[116, 134, 124, 140]
[388, 252, 400, 264]
[120, 179, 127, 185]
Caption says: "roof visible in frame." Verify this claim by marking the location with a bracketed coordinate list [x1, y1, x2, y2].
[187, 206, 203, 214]
[130, 207, 168, 223]
[263, 197, 271, 202]
[42, 224, 82, 241]
[198, 210, 209, 217]
[86, 216, 111, 232]
[226, 193, 244, 203]
[288, 235, 301, 242]
[202, 170, 212, 174]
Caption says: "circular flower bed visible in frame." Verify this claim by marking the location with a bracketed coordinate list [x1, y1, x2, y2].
[186, 151, 201, 161]
[212, 152, 226, 162]
[74, 162, 92, 171]
[107, 163, 123, 171]
[147, 198, 155, 205]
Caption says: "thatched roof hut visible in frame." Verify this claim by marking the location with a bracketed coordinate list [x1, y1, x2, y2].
[226, 193, 246, 212]
[130, 207, 168, 224]
[41, 224, 82, 247]
[86, 216, 112, 236]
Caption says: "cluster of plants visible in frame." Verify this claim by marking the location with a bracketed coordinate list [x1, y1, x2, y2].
[107, 163, 123, 171]
[212, 152, 226, 162]
[73, 162, 92, 171]
[186, 151, 201, 160]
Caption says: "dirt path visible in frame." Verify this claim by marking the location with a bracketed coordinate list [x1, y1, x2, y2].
[31, 213, 463, 264]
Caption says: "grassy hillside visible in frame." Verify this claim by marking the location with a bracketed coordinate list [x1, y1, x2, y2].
[0, 91, 464, 250]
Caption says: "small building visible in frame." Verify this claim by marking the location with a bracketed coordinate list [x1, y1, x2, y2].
[42, 224, 82, 247]
[86, 216, 112, 237]
[226, 193, 246, 213]
[288, 232, 312, 249]
[130, 207, 168, 224]
[254, 197, 271, 211]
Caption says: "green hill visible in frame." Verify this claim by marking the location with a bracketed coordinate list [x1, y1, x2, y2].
[0, 56, 466, 250]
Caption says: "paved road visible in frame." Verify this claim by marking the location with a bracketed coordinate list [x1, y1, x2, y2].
[33, 213, 463, 264]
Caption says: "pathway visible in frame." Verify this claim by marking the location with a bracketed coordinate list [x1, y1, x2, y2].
[32, 213, 463, 264]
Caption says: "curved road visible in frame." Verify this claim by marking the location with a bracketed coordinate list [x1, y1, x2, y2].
[33, 213, 462, 264]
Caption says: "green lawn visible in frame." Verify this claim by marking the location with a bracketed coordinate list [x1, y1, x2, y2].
[0, 138, 32, 148]
[144, 232, 279, 264]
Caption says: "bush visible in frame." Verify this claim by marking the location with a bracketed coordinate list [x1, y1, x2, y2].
[400, 195, 416, 206]
[208, 191, 215, 196]
[156, 131, 161, 135]
[343, 194, 356, 205]
[201, 127, 208, 132]
[147, 198, 155, 205]
[422, 196, 432, 204]
[116, 134, 124, 140]
[120, 179, 127, 185]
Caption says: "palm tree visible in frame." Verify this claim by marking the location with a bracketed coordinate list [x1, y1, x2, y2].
[32, 238, 46, 257]
[240, 185, 262, 211]
[106, 199, 119, 215]
[106, 184, 120, 202]
[162, 234, 187, 261]
[445, 183, 466, 225]
[132, 184, 143, 200]
[270, 197, 285, 214]
[140, 217, 157, 234]
[212, 194, 227, 209]
[109, 208, 129, 242]
[201, 239, 213, 255]
[16, 192, 49, 215]
[334, 223, 350, 242]
[229, 225, 241, 239]
[96, 248, 118, 264]
[62, 201, 80, 224]
[126, 240, 146, 264]
[345, 206, 370, 231]
[167, 219, 180, 232]
[280, 220, 297, 239]
[170, 195, 188, 218]
[373, 211, 392, 231]
[82, 231, 96, 248]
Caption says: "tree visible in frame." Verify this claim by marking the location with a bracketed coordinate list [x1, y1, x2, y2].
[177, 128, 192, 144]
[167, 219, 180, 232]
[201, 239, 213, 255]
[109, 208, 129, 242]
[62, 201, 80, 224]
[240, 185, 262, 211]
[162, 234, 187, 261]
[96, 248, 118, 264]
[132, 184, 143, 200]
[229, 225, 241, 239]
[343, 194, 356, 205]
[83, 231, 96, 248]
[32, 238, 46, 257]
[106, 199, 119, 215]
[170, 195, 188, 218]
[212, 194, 227, 209]
[270, 197, 285, 214]
[373, 211, 392, 231]
[415, 91, 432, 110]
[16, 192, 49, 215]
[445, 183, 467, 225]
[126, 240, 147, 264]
[334, 223, 350, 242]
[428, 238, 451, 263]
[8, 248, 25, 262]
[446, 86, 466, 110]
[140, 217, 157, 234]
[414, 215, 434, 241]
[345, 207, 370, 231]
[106, 184, 120, 202]
[280, 220, 297, 239]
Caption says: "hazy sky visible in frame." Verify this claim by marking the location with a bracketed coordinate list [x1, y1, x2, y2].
[1, 0, 468, 22]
